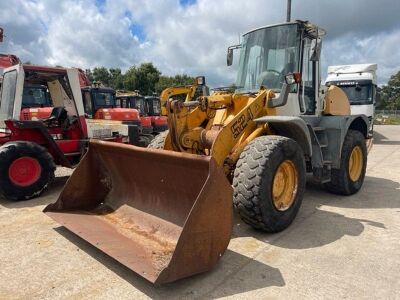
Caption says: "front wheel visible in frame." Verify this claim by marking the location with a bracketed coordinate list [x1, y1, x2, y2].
[233, 135, 306, 233]
[0, 142, 56, 201]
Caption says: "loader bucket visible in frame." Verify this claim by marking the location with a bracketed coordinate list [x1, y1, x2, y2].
[44, 140, 233, 284]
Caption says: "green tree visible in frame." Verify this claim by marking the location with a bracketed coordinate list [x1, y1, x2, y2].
[124, 63, 161, 95]
[155, 74, 195, 93]
[109, 68, 124, 90]
[92, 67, 111, 86]
[378, 71, 400, 110]
[85, 69, 94, 83]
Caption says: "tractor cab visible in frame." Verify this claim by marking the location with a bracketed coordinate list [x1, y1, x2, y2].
[0, 64, 88, 166]
[22, 84, 52, 108]
[81, 86, 115, 117]
[20, 84, 53, 121]
[0, 64, 141, 200]
[144, 96, 168, 133]
[116, 90, 153, 135]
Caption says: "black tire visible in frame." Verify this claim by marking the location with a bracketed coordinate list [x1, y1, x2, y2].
[233, 136, 306, 233]
[139, 134, 154, 147]
[147, 130, 169, 149]
[324, 130, 367, 195]
[0, 142, 56, 201]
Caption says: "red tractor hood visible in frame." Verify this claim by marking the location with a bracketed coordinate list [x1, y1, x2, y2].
[95, 108, 140, 122]
[150, 116, 168, 126]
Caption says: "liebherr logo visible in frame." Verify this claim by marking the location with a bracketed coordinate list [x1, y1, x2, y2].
[231, 108, 254, 138]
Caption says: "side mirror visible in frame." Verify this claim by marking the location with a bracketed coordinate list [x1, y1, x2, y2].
[309, 38, 322, 62]
[285, 72, 302, 85]
[227, 48, 233, 66]
[226, 44, 241, 66]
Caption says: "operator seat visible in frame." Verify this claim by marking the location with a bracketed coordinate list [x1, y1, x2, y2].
[44, 107, 69, 128]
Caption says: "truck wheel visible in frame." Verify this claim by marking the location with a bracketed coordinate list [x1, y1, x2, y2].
[233, 135, 306, 233]
[0, 142, 56, 201]
[324, 130, 367, 195]
[147, 130, 169, 149]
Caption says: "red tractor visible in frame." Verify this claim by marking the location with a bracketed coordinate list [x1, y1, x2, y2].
[144, 96, 168, 133]
[0, 64, 141, 201]
[116, 90, 167, 135]
[78, 71, 153, 146]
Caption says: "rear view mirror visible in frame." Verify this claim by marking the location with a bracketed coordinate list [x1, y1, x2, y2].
[226, 44, 241, 66]
[227, 48, 233, 66]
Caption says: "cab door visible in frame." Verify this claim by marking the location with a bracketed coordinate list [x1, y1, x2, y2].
[299, 38, 316, 115]
[0, 64, 24, 122]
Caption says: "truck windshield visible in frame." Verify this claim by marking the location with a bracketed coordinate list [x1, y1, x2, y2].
[236, 24, 301, 93]
[329, 81, 374, 105]
[93, 92, 115, 107]
[0, 70, 17, 121]
[22, 86, 51, 107]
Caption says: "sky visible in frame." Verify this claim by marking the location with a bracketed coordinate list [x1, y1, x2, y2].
[1, 0, 399, 86]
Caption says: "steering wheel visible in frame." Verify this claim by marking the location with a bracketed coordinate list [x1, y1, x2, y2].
[266, 69, 280, 75]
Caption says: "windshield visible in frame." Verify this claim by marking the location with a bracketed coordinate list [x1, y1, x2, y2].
[93, 92, 115, 107]
[0, 70, 17, 121]
[134, 97, 145, 114]
[152, 99, 160, 114]
[22, 86, 51, 107]
[328, 81, 374, 105]
[236, 24, 300, 93]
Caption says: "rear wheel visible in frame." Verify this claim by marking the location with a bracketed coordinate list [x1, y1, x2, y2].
[147, 130, 169, 149]
[324, 130, 367, 195]
[233, 135, 306, 232]
[0, 142, 56, 201]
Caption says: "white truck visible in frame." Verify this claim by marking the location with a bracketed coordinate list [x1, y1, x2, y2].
[325, 64, 377, 135]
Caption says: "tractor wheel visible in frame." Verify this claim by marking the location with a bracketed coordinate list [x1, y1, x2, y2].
[324, 130, 367, 195]
[233, 135, 306, 233]
[147, 130, 169, 149]
[0, 142, 56, 201]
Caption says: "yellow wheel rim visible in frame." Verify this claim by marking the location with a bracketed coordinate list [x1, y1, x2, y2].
[348, 145, 363, 182]
[272, 160, 298, 211]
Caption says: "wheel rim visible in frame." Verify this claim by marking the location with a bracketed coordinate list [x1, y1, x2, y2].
[348, 145, 363, 182]
[8, 157, 42, 187]
[272, 160, 298, 211]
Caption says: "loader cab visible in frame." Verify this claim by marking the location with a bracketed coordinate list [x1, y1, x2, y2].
[81, 87, 116, 118]
[231, 21, 324, 116]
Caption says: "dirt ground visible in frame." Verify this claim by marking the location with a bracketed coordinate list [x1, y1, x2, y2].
[1, 125, 399, 299]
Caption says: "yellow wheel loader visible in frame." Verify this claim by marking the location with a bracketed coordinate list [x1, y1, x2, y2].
[44, 20, 370, 284]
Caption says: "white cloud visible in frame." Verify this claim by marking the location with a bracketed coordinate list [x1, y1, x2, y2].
[1, 0, 399, 86]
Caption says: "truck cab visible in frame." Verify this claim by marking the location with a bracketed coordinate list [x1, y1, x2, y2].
[325, 64, 377, 134]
